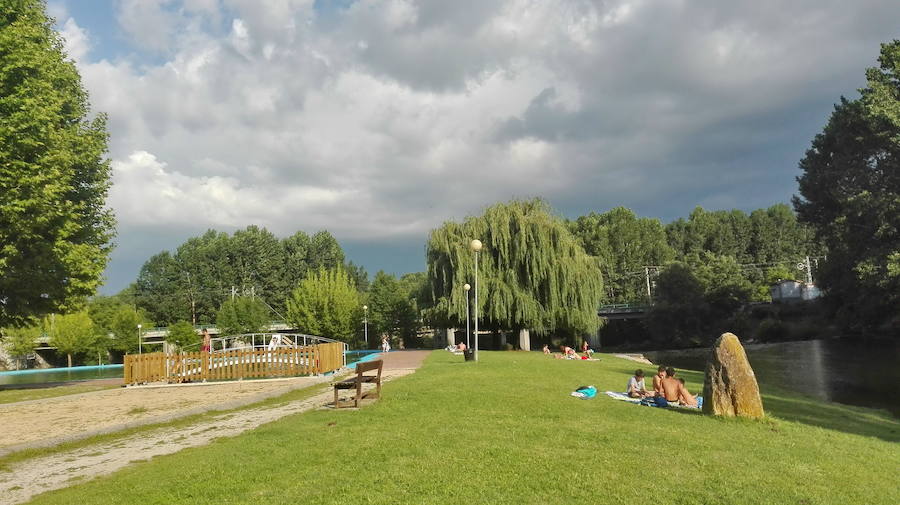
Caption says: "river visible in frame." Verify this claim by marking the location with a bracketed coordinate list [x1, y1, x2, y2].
[644, 339, 900, 417]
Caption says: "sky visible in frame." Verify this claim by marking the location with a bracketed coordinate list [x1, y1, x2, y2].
[46, 0, 900, 295]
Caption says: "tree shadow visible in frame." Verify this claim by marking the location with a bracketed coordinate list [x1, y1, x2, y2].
[761, 389, 900, 443]
[676, 369, 898, 442]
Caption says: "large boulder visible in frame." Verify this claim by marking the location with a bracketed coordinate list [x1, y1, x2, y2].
[702, 333, 765, 418]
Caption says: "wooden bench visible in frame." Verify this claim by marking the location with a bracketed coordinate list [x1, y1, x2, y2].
[333, 359, 383, 408]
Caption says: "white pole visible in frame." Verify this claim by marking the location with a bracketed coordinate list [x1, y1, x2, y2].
[474, 248, 479, 362]
[138, 324, 142, 354]
[364, 306, 369, 347]
[465, 287, 471, 349]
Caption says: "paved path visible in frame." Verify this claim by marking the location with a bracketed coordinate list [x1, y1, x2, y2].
[380, 350, 431, 370]
[0, 351, 432, 505]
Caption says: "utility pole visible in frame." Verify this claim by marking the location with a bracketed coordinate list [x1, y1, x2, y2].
[805, 256, 813, 284]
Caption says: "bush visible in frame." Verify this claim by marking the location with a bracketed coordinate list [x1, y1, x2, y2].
[756, 319, 788, 343]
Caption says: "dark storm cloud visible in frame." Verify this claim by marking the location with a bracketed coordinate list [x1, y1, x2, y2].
[53, 0, 900, 292]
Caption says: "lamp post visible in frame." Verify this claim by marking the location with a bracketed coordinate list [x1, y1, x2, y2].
[463, 283, 471, 349]
[362, 305, 369, 347]
[470, 239, 483, 361]
[137, 324, 142, 354]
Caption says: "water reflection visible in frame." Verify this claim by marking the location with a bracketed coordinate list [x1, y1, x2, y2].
[645, 339, 900, 417]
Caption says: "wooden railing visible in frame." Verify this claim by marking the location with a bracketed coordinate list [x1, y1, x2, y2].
[124, 342, 346, 385]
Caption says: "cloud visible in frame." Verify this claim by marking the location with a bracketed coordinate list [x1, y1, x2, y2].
[56, 0, 900, 291]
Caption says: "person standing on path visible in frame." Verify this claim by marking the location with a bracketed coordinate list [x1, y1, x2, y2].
[381, 336, 391, 353]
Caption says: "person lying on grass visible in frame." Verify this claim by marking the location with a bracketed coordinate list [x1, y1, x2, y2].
[626, 369, 654, 398]
[560, 346, 579, 359]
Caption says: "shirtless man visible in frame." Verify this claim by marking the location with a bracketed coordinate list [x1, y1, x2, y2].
[652, 366, 667, 396]
[659, 367, 682, 402]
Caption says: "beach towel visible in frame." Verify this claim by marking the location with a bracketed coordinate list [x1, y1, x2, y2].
[604, 391, 641, 404]
[605, 391, 703, 409]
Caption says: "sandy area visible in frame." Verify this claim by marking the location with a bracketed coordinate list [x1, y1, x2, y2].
[0, 376, 333, 454]
[0, 351, 429, 504]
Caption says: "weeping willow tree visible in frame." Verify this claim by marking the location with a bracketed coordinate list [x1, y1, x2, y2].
[425, 199, 605, 336]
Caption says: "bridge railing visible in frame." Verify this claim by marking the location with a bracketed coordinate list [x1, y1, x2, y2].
[123, 342, 345, 385]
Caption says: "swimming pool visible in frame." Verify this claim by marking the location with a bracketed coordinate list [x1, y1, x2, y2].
[1, 350, 384, 385]
[345, 350, 382, 366]
[0, 365, 124, 385]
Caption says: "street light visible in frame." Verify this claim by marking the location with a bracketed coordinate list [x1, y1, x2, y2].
[362, 305, 368, 347]
[463, 283, 471, 349]
[137, 324, 142, 354]
[470, 239, 483, 361]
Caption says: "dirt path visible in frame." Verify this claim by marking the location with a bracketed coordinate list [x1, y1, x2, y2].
[0, 376, 333, 455]
[0, 353, 430, 505]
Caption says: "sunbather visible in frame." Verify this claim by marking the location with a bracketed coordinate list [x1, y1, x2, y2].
[542, 344, 551, 355]
[676, 378, 698, 407]
[581, 340, 594, 357]
[652, 365, 667, 396]
[659, 367, 681, 402]
[560, 346, 579, 359]
[626, 369, 653, 398]
[457, 342, 467, 351]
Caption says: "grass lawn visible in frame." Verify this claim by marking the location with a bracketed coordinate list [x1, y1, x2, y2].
[26, 351, 900, 505]
[0, 384, 118, 405]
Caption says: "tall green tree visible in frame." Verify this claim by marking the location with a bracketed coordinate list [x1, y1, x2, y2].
[369, 271, 420, 345]
[165, 320, 199, 351]
[569, 207, 674, 303]
[1, 324, 40, 369]
[0, 0, 115, 327]
[49, 311, 98, 367]
[135, 252, 185, 325]
[87, 296, 148, 353]
[645, 253, 752, 347]
[108, 305, 146, 353]
[794, 40, 900, 334]
[425, 199, 604, 338]
[216, 296, 269, 335]
[285, 267, 360, 341]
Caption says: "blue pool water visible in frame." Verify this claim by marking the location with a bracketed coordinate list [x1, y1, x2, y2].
[0, 365, 124, 385]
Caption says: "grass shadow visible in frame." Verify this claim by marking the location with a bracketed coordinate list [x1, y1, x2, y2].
[626, 357, 899, 442]
[761, 388, 900, 443]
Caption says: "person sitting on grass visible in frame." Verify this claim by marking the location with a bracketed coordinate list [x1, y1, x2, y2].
[560, 345, 579, 359]
[627, 369, 653, 398]
[542, 344, 551, 355]
[581, 340, 594, 357]
[659, 367, 682, 402]
[652, 365, 667, 396]
[677, 378, 698, 407]
[457, 341, 467, 351]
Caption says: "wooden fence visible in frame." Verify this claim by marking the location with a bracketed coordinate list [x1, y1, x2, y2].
[124, 342, 345, 385]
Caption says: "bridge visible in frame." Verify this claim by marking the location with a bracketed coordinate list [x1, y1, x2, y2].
[598, 303, 651, 320]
